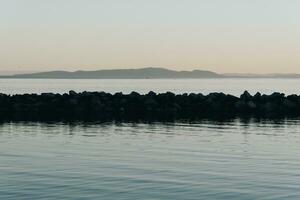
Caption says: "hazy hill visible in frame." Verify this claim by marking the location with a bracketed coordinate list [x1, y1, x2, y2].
[1, 67, 300, 79]
[0, 68, 222, 79]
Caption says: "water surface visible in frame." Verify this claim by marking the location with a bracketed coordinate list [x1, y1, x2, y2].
[1, 78, 300, 95]
[1, 119, 300, 199]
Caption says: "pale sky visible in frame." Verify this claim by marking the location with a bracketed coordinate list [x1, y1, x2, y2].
[0, 0, 299, 73]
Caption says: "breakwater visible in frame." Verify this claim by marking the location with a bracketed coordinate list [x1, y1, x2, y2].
[0, 91, 299, 121]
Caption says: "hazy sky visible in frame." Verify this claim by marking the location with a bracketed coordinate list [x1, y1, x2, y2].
[1, 0, 299, 73]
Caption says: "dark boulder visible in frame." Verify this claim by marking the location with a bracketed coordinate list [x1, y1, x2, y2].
[0, 90, 299, 121]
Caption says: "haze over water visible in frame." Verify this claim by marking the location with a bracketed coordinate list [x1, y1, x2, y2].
[1, 78, 300, 96]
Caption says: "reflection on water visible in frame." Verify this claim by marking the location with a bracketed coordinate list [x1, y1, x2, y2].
[1, 119, 300, 199]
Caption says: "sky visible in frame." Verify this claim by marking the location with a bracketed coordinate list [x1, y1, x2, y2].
[0, 0, 299, 74]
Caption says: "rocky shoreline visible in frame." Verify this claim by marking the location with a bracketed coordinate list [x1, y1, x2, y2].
[0, 91, 299, 121]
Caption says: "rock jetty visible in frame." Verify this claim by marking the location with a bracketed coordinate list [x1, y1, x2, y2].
[0, 91, 299, 121]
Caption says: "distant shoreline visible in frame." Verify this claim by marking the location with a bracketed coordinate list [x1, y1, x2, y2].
[1, 77, 300, 80]
[1, 67, 300, 79]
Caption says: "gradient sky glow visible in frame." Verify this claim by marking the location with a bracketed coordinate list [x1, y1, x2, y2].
[1, 0, 300, 73]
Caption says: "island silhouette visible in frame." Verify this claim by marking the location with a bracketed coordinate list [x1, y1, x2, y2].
[1, 67, 300, 79]
[0, 68, 221, 79]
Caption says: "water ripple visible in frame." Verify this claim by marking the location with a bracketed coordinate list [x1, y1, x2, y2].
[1, 119, 300, 199]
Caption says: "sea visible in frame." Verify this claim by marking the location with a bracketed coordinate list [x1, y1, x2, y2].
[1, 78, 300, 199]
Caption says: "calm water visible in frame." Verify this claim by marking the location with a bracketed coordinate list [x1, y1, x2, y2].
[1, 120, 300, 199]
[1, 79, 300, 199]
[1, 78, 300, 95]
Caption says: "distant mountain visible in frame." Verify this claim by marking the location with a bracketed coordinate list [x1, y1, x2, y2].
[0, 68, 222, 79]
[1, 67, 300, 79]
